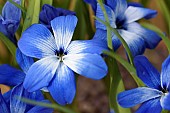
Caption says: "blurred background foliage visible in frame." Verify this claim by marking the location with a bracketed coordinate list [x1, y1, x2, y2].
[0, 0, 169, 113]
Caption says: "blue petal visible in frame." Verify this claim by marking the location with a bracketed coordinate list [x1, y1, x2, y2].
[51, 15, 77, 51]
[161, 55, 170, 90]
[0, 64, 25, 86]
[27, 100, 54, 113]
[124, 22, 161, 49]
[3, 90, 11, 105]
[0, 91, 10, 113]
[84, 0, 97, 12]
[136, 98, 162, 113]
[23, 56, 60, 92]
[160, 93, 170, 110]
[18, 24, 57, 59]
[48, 63, 76, 105]
[117, 87, 162, 108]
[106, 0, 127, 20]
[134, 56, 161, 90]
[2, 0, 21, 21]
[10, 84, 27, 113]
[66, 39, 108, 54]
[119, 30, 145, 56]
[16, 48, 34, 73]
[0, 18, 18, 45]
[40, 4, 75, 29]
[96, 3, 116, 30]
[63, 53, 108, 80]
[128, 2, 143, 7]
[124, 6, 157, 24]
[93, 29, 121, 51]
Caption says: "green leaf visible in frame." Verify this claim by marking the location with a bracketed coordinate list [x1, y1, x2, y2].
[156, 0, 170, 35]
[161, 110, 170, 113]
[0, 33, 16, 58]
[22, 0, 41, 32]
[41, 0, 53, 7]
[117, 80, 131, 113]
[141, 23, 170, 54]
[20, 97, 76, 113]
[103, 50, 145, 87]
[94, 16, 134, 65]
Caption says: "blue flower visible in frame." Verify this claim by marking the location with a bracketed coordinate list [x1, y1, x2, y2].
[0, 49, 53, 113]
[84, 0, 97, 13]
[85, 0, 161, 56]
[18, 15, 108, 105]
[117, 55, 170, 113]
[39, 4, 75, 29]
[0, 0, 21, 45]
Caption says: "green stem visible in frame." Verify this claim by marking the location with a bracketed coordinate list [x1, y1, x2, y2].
[103, 50, 145, 87]
[94, 16, 134, 65]
[20, 97, 76, 113]
[161, 110, 170, 113]
[97, 0, 113, 49]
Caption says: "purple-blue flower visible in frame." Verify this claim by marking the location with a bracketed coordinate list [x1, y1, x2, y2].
[18, 15, 108, 105]
[0, 0, 21, 45]
[0, 49, 53, 113]
[85, 0, 161, 56]
[117, 55, 170, 113]
[39, 4, 75, 29]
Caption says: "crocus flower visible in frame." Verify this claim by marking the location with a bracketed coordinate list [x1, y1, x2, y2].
[85, 0, 161, 56]
[0, 49, 53, 113]
[39, 4, 75, 29]
[0, 0, 21, 45]
[18, 15, 108, 105]
[117, 55, 170, 113]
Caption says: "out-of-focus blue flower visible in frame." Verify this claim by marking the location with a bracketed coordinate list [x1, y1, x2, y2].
[39, 4, 75, 29]
[85, 0, 161, 56]
[18, 15, 108, 105]
[118, 55, 170, 113]
[0, 0, 21, 45]
[0, 49, 53, 113]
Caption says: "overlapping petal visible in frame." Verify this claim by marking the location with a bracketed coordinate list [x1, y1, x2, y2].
[0, 91, 10, 113]
[124, 6, 157, 24]
[66, 39, 107, 54]
[16, 49, 34, 73]
[23, 56, 60, 92]
[93, 29, 121, 51]
[134, 56, 161, 90]
[160, 93, 170, 110]
[96, 3, 116, 30]
[106, 0, 127, 20]
[125, 22, 161, 49]
[51, 15, 77, 51]
[161, 55, 170, 90]
[119, 30, 145, 56]
[18, 24, 57, 59]
[40, 4, 75, 29]
[48, 63, 76, 105]
[117, 87, 162, 108]
[10, 84, 27, 113]
[0, 64, 24, 86]
[136, 98, 162, 113]
[63, 53, 108, 80]
[2, 0, 21, 21]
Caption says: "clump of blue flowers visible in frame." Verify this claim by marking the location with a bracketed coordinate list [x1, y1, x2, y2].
[0, 0, 169, 112]
[85, 0, 161, 56]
